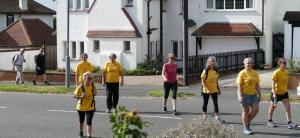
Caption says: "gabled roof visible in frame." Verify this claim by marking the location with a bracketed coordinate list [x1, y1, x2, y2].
[0, 18, 56, 47]
[283, 11, 300, 22]
[0, 0, 55, 14]
[86, 8, 141, 38]
[192, 23, 262, 37]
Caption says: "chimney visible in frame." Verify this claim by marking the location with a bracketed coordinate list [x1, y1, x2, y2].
[19, 0, 28, 10]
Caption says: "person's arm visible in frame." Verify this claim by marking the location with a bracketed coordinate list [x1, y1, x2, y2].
[271, 80, 277, 98]
[120, 70, 124, 86]
[256, 83, 261, 101]
[238, 84, 243, 102]
[161, 64, 167, 81]
[75, 73, 78, 86]
[74, 86, 83, 98]
[93, 85, 97, 96]
[102, 65, 107, 86]
[217, 79, 221, 95]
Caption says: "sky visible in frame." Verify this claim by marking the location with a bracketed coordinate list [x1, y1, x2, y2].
[34, 0, 56, 11]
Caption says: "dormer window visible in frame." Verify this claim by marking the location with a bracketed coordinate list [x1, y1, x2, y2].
[207, 0, 254, 10]
[126, 0, 133, 7]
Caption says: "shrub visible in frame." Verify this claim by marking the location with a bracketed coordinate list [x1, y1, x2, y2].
[160, 118, 236, 138]
[287, 59, 300, 74]
[110, 106, 151, 138]
[56, 68, 75, 73]
[123, 68, 159, 76]
[137, 58, 163, 72]
[93, 66, 101, 73]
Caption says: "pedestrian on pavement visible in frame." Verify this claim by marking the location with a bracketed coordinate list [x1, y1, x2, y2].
[201, 56, 224, 122]
[102, 53, 124, 113]
[33, 48, 50, 85]
[74, 72, 97, 138]
[267, 57, 296, 129]
[162, 53, 178, 115]
[236, 58, 261, 135]
[12, 48, 26, 84]
[75, 53, 94, 86]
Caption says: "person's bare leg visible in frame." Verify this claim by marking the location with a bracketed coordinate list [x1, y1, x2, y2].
[282, 99, 291, 122]
[87, 125, 92, 137]
[268, 103, 276, 121]
[242, 106, 250, 129]
[249, 103, 259, 121]
[172, 99, 176, 110]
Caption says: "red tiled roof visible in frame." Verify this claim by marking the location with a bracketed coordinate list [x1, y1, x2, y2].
[192, 23, 262, 37]
[0, 18, 56, 47]
[0, 0, 55, 14]
[86, 8, 141, 38]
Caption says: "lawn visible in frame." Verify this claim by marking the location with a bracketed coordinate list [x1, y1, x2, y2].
[0, 84, 74, 94]
[147, 90, 196, 99]
[260, 91, 300, 103]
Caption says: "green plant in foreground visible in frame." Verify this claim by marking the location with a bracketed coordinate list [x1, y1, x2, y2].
[110, 106, 151, 138]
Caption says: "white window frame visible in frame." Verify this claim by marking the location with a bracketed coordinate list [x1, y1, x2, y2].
[93, 40, 100, 52]
[206, 0, 255, 11]
[124, 41, 131, 52]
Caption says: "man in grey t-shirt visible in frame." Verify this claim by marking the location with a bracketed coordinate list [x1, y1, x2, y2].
[12, 48, 26, 84]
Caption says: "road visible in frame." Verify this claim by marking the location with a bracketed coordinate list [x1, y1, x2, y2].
[0, 89, 300, 138]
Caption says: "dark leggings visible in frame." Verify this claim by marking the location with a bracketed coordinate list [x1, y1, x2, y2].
[77, 110, 94, 126]
[202, 93, 219, 113]
[106, 83, 119, 109]
[163, 81, 178, 99]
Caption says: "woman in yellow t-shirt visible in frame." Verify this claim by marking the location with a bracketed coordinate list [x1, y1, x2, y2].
[102, 53, 124, 113]
[267, 57, 296, 129]
[74, 72, 97, 138]
[75, 53, 94, 86]
[236, 58, 261, 135]
[201, 56, 224, 123]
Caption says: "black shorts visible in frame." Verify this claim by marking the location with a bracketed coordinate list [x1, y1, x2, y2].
[163, 81, 178, 99]
[77, 110, 95, 126]
[35, 67, 45, 75]
[270, 92, 289, 103]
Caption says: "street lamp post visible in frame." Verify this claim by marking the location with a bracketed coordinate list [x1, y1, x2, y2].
[183, 0, 189, 86]
[66, 0, 71, 87]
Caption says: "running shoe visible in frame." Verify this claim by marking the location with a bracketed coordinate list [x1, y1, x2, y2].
[105, 109, 111, 114]
[163, 107, 167, 112]
[288, 122, 296, 129]
[267, 121, 277, 128]
[243, 129, 252, 135]
[173, 110, 178, 115]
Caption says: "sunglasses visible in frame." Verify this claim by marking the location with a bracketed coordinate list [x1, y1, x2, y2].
[87, 77, 93, 80]
[280, 61, 287, 64]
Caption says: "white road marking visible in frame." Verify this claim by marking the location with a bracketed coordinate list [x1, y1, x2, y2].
[48, 110, 182, 120]
[0, 106, 7, 109]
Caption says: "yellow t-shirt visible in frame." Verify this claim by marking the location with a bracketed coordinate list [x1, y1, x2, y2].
[103, 61, 122, 83]
[75, 61, 94, 85]
[74, 84, 96, 111]
[272, 68, 289, 95]
[236, 69, 260, 95]
[201, 69, 219, 93]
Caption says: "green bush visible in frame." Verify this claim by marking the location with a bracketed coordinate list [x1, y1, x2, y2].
[137, 58, 163, 72]
[160, 119, 236, 138]
[123, 68, 159, 76]
[56, 68, 75, 73]
[110, 106, 151, 138]
[287, 59, 300, 74]
[93, 66, 101, 73]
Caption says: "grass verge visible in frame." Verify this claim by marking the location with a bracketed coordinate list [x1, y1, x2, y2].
[0, 84, 74, 94]
[261, 91, 300, 103]
[147, 90, 196, 99]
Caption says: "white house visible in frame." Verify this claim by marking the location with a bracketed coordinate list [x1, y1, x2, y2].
[283, 11, 300, 62]
[0, 0, 55, 32]
[0, 0, 56, 70]
[57, 0, 300, 70]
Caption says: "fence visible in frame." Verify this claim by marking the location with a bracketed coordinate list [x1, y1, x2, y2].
[44, 45, 57, 69]
[187, 49, 265, 82]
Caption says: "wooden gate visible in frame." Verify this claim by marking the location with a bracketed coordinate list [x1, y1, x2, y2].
[44, 45, 57, 69]
[272, 33, 284, 66]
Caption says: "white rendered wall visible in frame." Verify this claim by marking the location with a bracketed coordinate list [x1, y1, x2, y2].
[284, 22, 292, 60]
[0, 14, 6, 32]
[294, 27, 300, 60]
[0, 50, 39, 70]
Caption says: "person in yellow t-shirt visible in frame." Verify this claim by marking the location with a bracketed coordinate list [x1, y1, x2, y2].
[201, 56, 224, 123]
[102, 53, 124, 113]
[75, 53, 94, 86]
[267, 57, 296, 129]
[74, 72, 97, 138]
[236, 58, 261, 135]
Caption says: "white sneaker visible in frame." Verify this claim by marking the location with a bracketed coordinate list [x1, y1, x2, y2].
[267, 121, 277, 128]
[288, 122, 296, 129]
[215, 117, 225, 123]
[243, 129, 252, 135]
[111, 108, 117, 113]
[105, 109, 111, 114]
[202, 114, 207, 120]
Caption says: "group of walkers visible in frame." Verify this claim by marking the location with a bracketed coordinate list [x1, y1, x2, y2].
[12, 48, 49, 85]
[74, 53, 123, 138]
